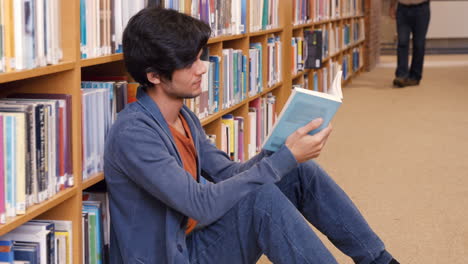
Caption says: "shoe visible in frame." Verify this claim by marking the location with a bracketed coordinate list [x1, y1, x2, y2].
[402, 78, 420, 86]
[392, 77, 405, 88]
[389, 258, 400, 264]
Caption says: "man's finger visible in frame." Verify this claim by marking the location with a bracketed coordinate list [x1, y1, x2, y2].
[315, 123, 333, 141]
[299, 118, 323, 134]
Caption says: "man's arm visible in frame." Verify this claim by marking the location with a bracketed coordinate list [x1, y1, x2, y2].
[198, 118, 332, 181]
[110, 114, 298, 226]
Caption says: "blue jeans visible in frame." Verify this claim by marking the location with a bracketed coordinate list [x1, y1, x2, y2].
[187, 161, 393, 264]
[396, 1, 431, 81]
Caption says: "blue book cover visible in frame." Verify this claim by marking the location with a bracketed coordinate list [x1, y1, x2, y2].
[250, 43, 263, 93]
[209, 56, 220, 113]
[80, 0, 87, 58]
[5, 115, 16, 217]
[313, 72, 318, 91]
[263, 71, 343, 152]
[0, 240, 14, 263]
[233, 51, 238, 104]
[26, 220, 55, 264]
[241, 0, 247, 33]
[13, 242, 39, 264]
[83, 203, 103, 264]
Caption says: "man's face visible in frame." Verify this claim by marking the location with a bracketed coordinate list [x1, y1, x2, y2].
[160, 51, 207, 99]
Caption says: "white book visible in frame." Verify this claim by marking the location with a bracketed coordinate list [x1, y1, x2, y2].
[45, 0, 53, 63]
[48, 220, 73, 264]
[2, 114, 16, 217]
[113, 0, 122, 52]
[13, 0, 25, 70]
[35, 0, 46, 66]
[54, 0, 63, 61]
[1, 229, 50, 264]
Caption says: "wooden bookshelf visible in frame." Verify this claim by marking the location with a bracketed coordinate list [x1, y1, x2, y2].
[82, 173, 105, 190]
[0, 0, 367, 263]
[0, 62, 76, 84]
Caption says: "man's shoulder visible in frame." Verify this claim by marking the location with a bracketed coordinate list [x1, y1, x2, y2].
[110, 103, 157, 137]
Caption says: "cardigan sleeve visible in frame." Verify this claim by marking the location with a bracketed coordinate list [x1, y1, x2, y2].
[110, 113, 298, 226]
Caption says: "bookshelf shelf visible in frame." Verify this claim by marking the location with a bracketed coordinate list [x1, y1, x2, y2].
[249, 83, 283, 100]
[80, 54, 124, 67]
[293, 14, 366, 29]
[249, 27, 284, 37]
[201, 101, 247, 126]
[0, 62, 76, 84]
[200, 82, 284, 126]
[82, 173, 105, 190]
[208, 34, 247, 44]
[292, 69, 311, 80]
[0, 187, 78, 236]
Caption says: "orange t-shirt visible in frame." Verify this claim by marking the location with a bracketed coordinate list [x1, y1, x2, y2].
[168, 113, 198, 234]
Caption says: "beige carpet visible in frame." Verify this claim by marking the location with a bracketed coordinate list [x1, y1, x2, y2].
[258, 55, 468, 264]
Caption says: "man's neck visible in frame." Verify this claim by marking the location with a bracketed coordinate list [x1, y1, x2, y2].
[146, 86, 183, 126]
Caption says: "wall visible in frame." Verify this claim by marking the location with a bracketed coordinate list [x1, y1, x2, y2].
[380, 0, 468, 54]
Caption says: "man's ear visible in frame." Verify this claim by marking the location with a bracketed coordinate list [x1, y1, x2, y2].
[147, 72, 161, 85]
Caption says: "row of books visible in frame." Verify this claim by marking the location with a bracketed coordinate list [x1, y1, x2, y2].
[185, 58, 220, 119]
[342, 18, 365, 47]
[216, 94, 277, 161]
[192, 0, 247, 37]
[185, 39, 282, 120]
[293, 0, 365, 25]
[82, 191, 110, 264]
[0, 219, 73, 264]
[0, 95, 74, 224]
[161, 0, 186, 12]
[80, 77, 138, 180]
[81, 88, 112, 181]
[222, 48, 248, 110]
[352, 18, 366, 43]
[303, 59, 341, 93]
[248, 95, 277, 158]
[266, 36, 282, 88]
[0, 0, 62, 72]
[250, 0, 279, 32]
[342, 46, 363, 80]
[300, 48, 359, 90]
[291, 20, 365, 74]
[220, 114, 246, 162]
[80, 0, 148, 58]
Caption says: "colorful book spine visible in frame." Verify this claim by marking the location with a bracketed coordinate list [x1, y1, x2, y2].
[0, 115, 5, 224]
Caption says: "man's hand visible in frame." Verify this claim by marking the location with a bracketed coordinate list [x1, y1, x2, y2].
[285, 118, 333, 163]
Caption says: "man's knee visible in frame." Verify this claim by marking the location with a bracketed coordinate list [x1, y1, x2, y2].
[298, 160, 323, 179]
[253, 184, 290, 213]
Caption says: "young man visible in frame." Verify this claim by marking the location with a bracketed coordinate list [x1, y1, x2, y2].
[104, 7, 399, 264]
[390, 0, 431, 88]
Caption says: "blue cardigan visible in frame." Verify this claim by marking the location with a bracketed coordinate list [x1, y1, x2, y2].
[104, 88, 298, 263]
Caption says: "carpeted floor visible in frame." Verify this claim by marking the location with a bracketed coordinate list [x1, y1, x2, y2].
[258, 55, 468, 264]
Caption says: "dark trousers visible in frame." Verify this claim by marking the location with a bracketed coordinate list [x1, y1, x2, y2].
[187, 161, 392, 264]
[396, 1, 431, 81]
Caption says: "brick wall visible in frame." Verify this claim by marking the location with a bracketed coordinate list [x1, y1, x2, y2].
[364, 0, 382, 71]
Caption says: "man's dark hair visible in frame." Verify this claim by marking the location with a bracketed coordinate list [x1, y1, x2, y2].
[122, 7, 211, 87]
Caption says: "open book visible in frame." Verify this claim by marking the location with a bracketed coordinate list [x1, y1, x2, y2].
[262, 69, 343, 152]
